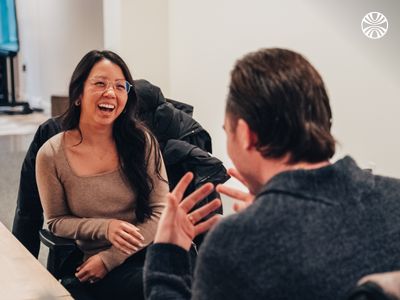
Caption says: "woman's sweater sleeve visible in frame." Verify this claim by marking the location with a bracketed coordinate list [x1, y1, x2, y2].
[36, 141, 110, 240]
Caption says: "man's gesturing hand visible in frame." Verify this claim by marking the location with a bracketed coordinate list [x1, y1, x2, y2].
[154, 172, 222, 251]
[216, 168, 255, 213]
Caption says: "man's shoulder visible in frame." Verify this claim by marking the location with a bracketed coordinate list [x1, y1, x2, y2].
[367, 173, 400, 208]
[202, 206, 265, 250]
[373, 173, 400, 191]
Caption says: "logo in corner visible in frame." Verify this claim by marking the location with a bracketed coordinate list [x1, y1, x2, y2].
[361, 12, 388, 39]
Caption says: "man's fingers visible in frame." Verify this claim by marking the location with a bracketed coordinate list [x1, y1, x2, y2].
[194, 214, 221, 236]
[180, 183, 214, 213]
[216, 184, 251, 202]
[233, 202, 249, 213]
[166, 192, 179, 210]
[188, 199, 221, 224]
[172, 172, 194, 201]
[228, 168, 247, 186]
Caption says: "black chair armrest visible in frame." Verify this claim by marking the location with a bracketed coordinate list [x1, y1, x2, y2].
[39, 229, 76, 251]
[39, 229, 77, 278]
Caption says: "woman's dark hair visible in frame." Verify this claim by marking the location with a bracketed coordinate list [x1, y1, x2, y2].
[226, 48, 335, 164]
[62, 50, 163, 222]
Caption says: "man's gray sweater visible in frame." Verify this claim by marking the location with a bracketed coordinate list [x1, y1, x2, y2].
[144, 156, 400, 299]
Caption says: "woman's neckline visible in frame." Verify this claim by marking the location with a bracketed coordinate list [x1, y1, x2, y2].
[60, 132, 120, 178]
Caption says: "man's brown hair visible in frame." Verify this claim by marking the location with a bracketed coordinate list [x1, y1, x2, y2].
[226, 48, 335, 163]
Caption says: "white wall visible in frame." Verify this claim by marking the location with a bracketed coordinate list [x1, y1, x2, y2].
[102, 0, 399, 213]
[117, 0, 170, 95]
[168, 0, 400, 182]
[103, 0, 121, 52]
[17, 0, 104, 111]
[14, 1, 400, 210]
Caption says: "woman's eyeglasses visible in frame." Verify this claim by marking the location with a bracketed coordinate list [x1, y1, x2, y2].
[88, 78, 133, 94]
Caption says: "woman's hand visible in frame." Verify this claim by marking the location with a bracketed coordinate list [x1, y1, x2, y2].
[154, 172, 222, 251]
[107, 220, 145, 255]
[75, 254, 108, 284]
[216, 168, 255, 213]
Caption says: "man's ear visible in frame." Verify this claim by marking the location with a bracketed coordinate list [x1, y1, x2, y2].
[237, 119, 258, 150]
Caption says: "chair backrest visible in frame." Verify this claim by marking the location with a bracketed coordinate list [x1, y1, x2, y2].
[135, 79, 229, 220]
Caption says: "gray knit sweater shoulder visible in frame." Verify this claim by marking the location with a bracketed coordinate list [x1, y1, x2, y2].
[144, 156, 400, 300]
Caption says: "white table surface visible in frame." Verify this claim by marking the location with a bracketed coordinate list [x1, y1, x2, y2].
[0, 221, 73, 299]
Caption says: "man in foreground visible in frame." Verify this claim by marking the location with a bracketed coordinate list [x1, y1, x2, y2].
[144, 48, 400, 299]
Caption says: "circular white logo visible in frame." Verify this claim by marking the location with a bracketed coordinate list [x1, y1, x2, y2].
[361, 12, 388, 39]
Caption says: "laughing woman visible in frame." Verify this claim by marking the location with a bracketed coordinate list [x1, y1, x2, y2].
[36, 50, 168, 300]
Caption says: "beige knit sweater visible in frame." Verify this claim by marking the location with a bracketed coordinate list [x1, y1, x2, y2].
[36, 132, 168, 271]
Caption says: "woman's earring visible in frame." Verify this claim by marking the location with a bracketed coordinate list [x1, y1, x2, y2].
[75, 99, 81, 106]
